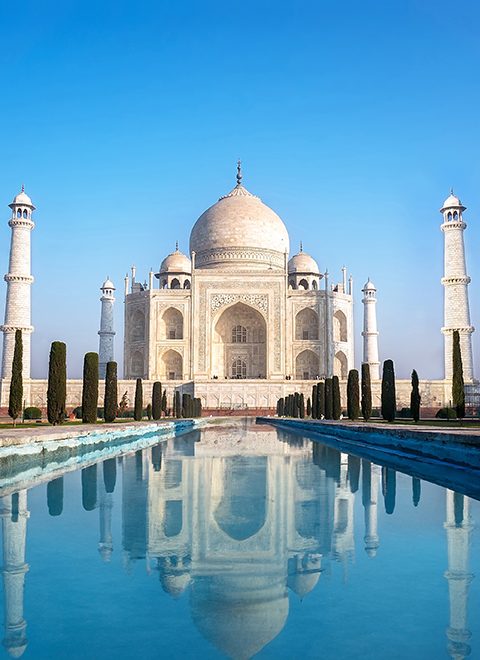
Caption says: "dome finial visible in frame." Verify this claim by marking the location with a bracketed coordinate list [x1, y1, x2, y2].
[175, 240, 179, 251]
[236, 160, 242, 186]
[450, 187, 454, 195]
[21, 184, 24, 193]
[299, 241, 303, 252]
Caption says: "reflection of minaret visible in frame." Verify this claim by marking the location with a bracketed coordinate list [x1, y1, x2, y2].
[332, 453, 355, 566]
[0, 491, 29, 658]
[99, 459, 116, 561]
[362, 461, 380, 558]
[444, 490, 474, 660]
[122, 450, 148, 567]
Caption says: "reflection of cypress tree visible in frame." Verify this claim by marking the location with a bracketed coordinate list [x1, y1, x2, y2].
[151, 445, 162, 472]
[382, 467, 396, 515]
[135, 449, 143, 481]
[324, 378, 333, 419]
[347, 455, 361, 493]
[332, 376, 341, 420]
[454, 492, 464, 526]
[103, 458, 117, 494]
[311, 385, 318, 419]
[324, 447, 341, 483]
[82, 465, 97, 511]
[412, 477, 421, 507]
[361, 460, 371, 507]
[47, 477, 64, 516]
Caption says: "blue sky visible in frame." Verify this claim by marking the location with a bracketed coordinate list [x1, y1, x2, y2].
[0, 0, 479, 379]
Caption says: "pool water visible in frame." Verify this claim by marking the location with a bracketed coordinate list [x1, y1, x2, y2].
[0, 420, 479, 659]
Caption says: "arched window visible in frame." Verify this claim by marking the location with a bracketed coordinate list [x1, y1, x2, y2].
[16, 209, 21, 218]
[22, 209, 28, 218]
[231, 325, 247, 343]
[298, 278, 309, 290]
[334, 351, 348, 379]
[162, 307, 183, 340]
[161, 279, 168, 289]
[312, 280, 318, 290]
[453, 211, 458, 220]
[131, 310, 145, 342]
[333, 310, 347, 342]
[232, 358, 247, 379]
[295, 308, 319, 341]
[161, 349, 183, 380]
[171, 278, 180, 289]
[183, 279, 191, 289]
[295, 349, 319, 380]
[447, 212, 452, 221]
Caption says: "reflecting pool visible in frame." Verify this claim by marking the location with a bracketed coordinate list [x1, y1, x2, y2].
[0, 420, 479, 659]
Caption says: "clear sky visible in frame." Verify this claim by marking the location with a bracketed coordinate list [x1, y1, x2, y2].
[0, 0, 479, 379]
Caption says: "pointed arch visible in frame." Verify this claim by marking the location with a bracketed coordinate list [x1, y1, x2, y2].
[295, 349, 319, 380]
[161, 349, 183, 380]
[333, 310, 347, 342]
[131, 309, 145, 342]
[295, 307, 319, 340]
[161, 307, 183, 340]
[334, 350, 348, 379]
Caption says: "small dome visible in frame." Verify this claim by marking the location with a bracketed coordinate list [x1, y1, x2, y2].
[160, 571, 191, 598]
[287, 571, 321, 598]
[160, 247, 192, 274]
[9, 186, 35, 209]
[288, 250, 320, 274]
[441, 192, 465, 211]
[363, 278, 376, 291]
[101, 277, 115, 290]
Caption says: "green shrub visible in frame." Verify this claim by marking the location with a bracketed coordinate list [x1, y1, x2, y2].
[435, 407, 457, 420]
[347, 369, 360, 420]
[8, 329, 23, 424]
[23, 406, 42, 420]
[152, 381, 162, 420]
[381, 359, 396, 422]
[134, 378, 143, 421]
[104, 361, 118, 423]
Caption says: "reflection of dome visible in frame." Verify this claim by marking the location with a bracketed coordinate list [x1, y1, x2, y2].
[365, 547, 377, 558]
[160, 247, 192, 274]
[160, 571, 191, 598]
[288, 251, 319, 274]
[441, 192, 465, 211]
[191, 575, 288, 659]
[287, 571, 321, 598]
[189, 169, 290, 271]
[4, 641, 27, 658]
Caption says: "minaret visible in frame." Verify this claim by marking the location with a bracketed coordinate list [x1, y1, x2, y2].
[361, 279, 380, 380]
[0, 491, 29, 658]
[440, 193, 474, 381]
[444, 490, 474, 660]
[1, 188, 35, 381]
[98, 277, 116, 379]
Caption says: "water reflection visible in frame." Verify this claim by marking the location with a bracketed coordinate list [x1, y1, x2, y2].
[0, 424, 477, 659]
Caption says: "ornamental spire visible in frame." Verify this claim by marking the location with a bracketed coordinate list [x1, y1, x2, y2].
[175, 240, 179, 252]
[236, 160, 242, 186]
[299, 241, 303, 252]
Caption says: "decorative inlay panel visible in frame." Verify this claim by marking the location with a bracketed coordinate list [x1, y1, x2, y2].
[211, 293, 268, 314]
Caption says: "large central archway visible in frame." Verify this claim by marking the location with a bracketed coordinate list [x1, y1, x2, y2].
[212, 302, 267, 379]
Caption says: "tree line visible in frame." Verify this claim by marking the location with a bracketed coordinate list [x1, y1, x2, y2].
[8, 335, 202, 425]
[276, 330, 466, 422]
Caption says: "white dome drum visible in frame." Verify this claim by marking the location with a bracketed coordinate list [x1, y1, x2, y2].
[189, 171, 290, 271]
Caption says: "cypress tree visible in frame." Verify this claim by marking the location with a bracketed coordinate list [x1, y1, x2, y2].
[81, 352, 99, 423]
[347, 369, 360, 421]
[175, 390, 182, 418]
[104, 361, 118, 423]
[381, 359, 396, 422]
[306, 397, 311, 417]
[324, 378, 333, 419]
[299, 393, 305, 418]
[47, 341, 67, 425]
[317, 382, 325, 419]
[410, 369, 421, 422]
[361, 363, 372, 422]
[152, 381, 162, 420]
[182, 393, 189, 417]
[146, 403, 152, 420]
[311, 385, 318, 419]
[134, 378, 143, 421]
[452, 330, 465, 419]
[161, 389, 167, 416]
[8, 329, 23, 425]
[332, 375, 341, 420]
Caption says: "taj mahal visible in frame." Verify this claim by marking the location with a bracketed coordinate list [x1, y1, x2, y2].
[0, 165, 476, 411]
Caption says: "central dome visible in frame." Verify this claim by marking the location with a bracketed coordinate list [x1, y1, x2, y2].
[189, 173, 290, 271]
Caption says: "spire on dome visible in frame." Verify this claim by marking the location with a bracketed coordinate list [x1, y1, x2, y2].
[21, 184, 25, 193]
[236, 160, 242, 186]
[300, 241, 303, 252]
[175, 240, 179, 252]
